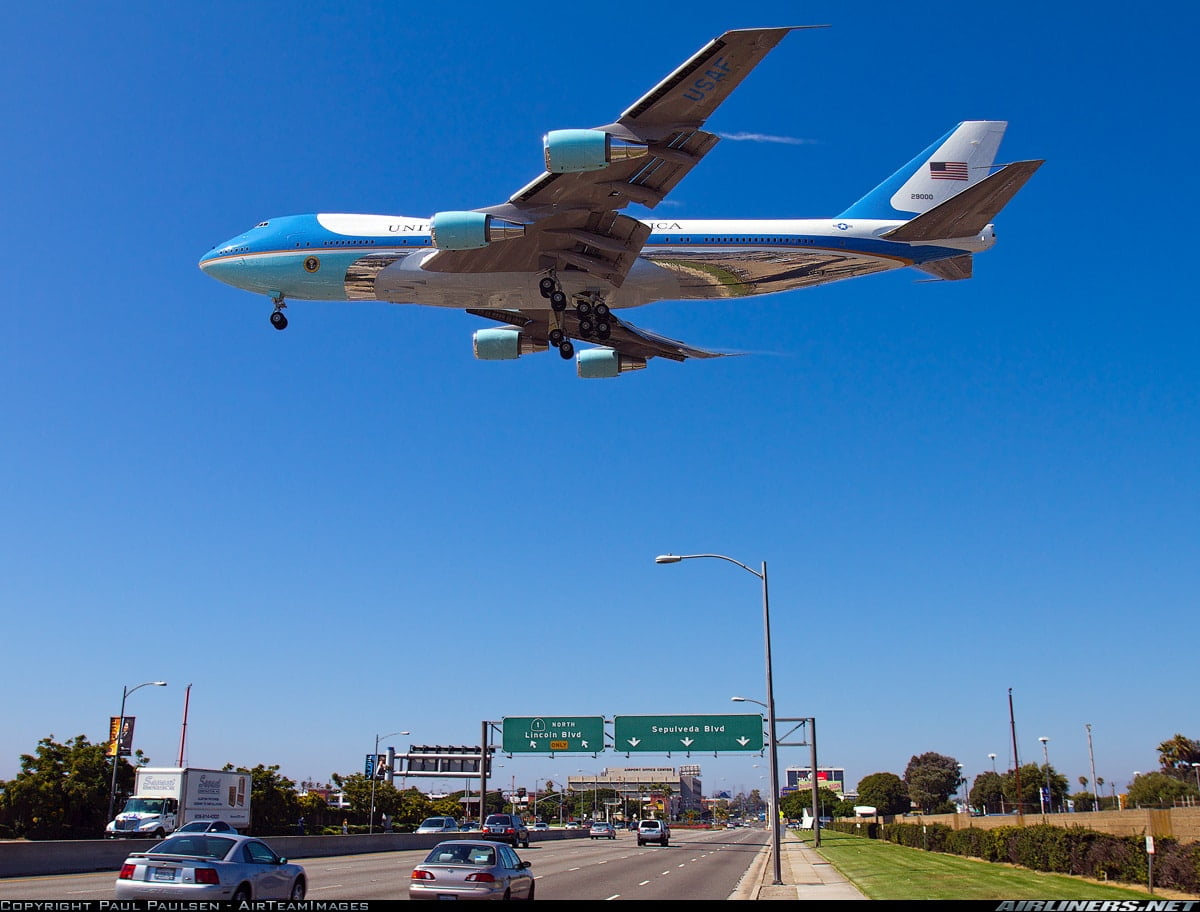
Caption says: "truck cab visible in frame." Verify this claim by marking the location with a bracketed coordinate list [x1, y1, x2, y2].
[105, 796, 179, 839]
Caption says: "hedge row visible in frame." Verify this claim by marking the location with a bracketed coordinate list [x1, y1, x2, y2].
[829, 821, 1200, 894]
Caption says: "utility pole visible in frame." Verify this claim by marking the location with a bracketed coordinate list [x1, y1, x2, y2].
[1009, 688, 1022, 814]
[1086, 724, 1099, 811]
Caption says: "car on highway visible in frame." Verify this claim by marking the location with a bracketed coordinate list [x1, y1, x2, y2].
[115, 833, 306, 901]
[563, 820, 584, 830]
[636, 818, 670, 847]
[409, 839, 534, 901]
[530, 821, 550, 831]
[481, 813, 530, 848]
[589, 822, 616, 840]
[415, 817, 461, 834]
[174, 820, 238, 835]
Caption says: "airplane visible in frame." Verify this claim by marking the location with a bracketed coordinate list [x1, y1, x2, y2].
[199, 26, 1042, 379]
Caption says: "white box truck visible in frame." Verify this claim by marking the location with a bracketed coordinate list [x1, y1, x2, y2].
[105, 767, 251, 838]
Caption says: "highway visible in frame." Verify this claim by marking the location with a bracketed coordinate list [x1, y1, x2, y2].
[0, 827, 767, 901]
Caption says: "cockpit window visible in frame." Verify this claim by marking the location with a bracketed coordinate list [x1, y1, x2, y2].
[255, 221, 269, 228]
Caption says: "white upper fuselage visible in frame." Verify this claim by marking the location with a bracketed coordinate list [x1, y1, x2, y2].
[198, 213, 995, 311]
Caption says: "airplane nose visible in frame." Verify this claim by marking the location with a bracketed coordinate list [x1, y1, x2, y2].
[198, 246, 247, 287]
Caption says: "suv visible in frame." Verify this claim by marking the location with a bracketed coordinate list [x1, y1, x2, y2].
[636, 818, 670, 847]
[482, 813, 530, 848]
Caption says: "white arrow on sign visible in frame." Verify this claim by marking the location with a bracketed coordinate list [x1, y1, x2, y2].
[529, 741, 538, 749]
[680, 737, 694, 747]
[737, 737, 751, 746]
[627, 738, 641, 747]
[581, 740, 589, 749]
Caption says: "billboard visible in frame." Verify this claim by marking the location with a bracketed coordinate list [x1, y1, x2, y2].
[788, 767, 846, 796]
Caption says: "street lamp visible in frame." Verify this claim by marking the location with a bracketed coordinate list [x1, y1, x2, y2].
[1192, 763, 1200, 795]
[658, 553, 783, 886]
[107, 681, 167, 824]
[958, 763, 966, 814]
[370, 729, 409, 834]
[1038, 737, 1051, 815]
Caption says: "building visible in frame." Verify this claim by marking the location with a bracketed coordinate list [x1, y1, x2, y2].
[565, 766, 703, 820]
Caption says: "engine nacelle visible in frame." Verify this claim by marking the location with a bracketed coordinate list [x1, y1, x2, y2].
[576, 347, 647, 379]
[473, 328, 547, 361]
[543, 129, 648, 174]
[430, 212, 525, 250]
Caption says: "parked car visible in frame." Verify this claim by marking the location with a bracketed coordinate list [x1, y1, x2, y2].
[416, 817, 461, 834]
[174, 820, 238, 835]
[409, 839, 534, 901]
[589, 822, 616, 840]
[481, 813, 530, 848]
[636, 818, 670, 847]
[115, 833, 306, 901]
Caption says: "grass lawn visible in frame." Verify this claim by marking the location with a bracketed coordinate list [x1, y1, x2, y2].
[789, 828, 1194, 900]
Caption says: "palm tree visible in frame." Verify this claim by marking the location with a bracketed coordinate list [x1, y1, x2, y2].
[1156, 734, 1200, 770]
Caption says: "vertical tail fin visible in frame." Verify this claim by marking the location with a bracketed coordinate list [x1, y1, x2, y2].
[837, 121, 1008, 221]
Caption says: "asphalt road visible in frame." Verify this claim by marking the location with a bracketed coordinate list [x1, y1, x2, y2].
[0, 827, 767, 901]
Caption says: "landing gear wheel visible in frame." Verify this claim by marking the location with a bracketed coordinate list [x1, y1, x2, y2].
[270, 310, 288, 330]
[594, 301, 610, 318]
[576, 300, 592, 317]
[578, 317, 594, 337]
[558, 340, 574, 359]
[595, 321, 611, 340]
[548, 328, 565, 346]
[539, 277, 556, 297]
[549, 290, 567, 311]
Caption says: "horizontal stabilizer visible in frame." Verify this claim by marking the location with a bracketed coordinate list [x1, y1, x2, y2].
[915, 254, 973, 281]
[883, 160, 1044, 242]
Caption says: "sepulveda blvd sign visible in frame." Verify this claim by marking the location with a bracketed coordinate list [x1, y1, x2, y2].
[614, 714, 764, 753]
[502, 716, 605, 754]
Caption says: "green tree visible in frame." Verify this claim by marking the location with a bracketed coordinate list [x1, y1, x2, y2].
[904, 752, 961, 813]
[969, 770, 1006, 814]
[1000, 763, 1069, 813]
[856, 772, 910, 816]
[1128, 771, 1198, 808]
[1156, 734, 1200, 778]
[780, 786, 838, 821]
[0, 734, 124, 839]
[237, 764, 302, 836]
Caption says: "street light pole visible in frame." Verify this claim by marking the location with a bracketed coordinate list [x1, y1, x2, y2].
[657, 553, 783, 886]
[989, 753, 1004, 814]
[107, 681, 167, 824]
[370, 729, 409, 834]
[1038, 737, 1051, 815]
[1087, 724, 1100, 812]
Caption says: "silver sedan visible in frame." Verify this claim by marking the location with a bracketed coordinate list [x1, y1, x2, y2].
[409, 839, 534, 901]
[115, 833, 306, 901]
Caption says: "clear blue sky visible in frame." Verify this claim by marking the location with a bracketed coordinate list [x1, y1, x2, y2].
[2, 2, 1196, 803]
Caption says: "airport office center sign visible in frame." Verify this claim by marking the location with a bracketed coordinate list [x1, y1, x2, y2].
[502, 717, 605, 753]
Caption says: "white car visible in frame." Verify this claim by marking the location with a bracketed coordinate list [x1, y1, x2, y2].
[415, 817, 461, 834]
[530, 822, 550, 831]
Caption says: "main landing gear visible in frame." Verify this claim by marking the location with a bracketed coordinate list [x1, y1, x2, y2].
[538, 273, 612, 360]
[269, 295, 288, 330]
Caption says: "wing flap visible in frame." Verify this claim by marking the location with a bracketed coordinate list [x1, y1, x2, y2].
[914, 254, 973, 281]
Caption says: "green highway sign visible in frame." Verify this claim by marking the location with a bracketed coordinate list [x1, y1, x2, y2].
[613, 714, 764, 753]
[501, 716, 605, 754]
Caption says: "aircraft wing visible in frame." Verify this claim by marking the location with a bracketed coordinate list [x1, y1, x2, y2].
[466, 307, 729, 364]
[428, 27, 808, 286]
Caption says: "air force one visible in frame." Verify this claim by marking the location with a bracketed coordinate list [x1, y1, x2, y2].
[199, 26, 1042, 379]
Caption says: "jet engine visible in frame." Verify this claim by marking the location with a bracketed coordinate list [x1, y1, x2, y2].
[543, 129, 648, 174]
[430, 212, 526, 250]
[473, 328, 548, 361]
[576, 348, 647, 379]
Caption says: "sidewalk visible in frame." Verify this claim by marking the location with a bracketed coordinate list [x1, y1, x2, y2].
[731, 828, 867, 901]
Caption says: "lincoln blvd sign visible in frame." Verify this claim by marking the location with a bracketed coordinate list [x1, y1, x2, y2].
[501, 717, 605, 754]
[614, 714, 764, 753]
